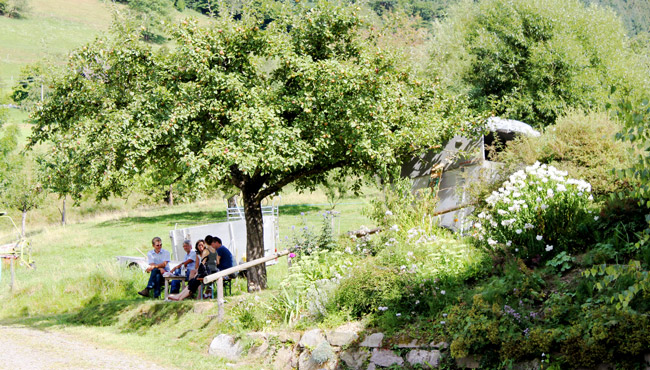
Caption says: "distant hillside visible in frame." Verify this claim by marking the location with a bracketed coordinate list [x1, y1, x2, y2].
[583, 0, 650, 36]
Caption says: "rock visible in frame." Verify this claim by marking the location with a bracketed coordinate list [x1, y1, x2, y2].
[429, 341, 449, 349]
[406, 350, 441, 368]
[340, 349, 369, 370]
[274, 346, 297, 370]
[397, 339, 421, 348]
[247, 333, 269, 359]
[367, 364, 376, 370]
[208, 334, 242, 361]
[326, 322, 362, 347]
[369, 349, 404, 367]
[359, 333, 384, 348]
[269, 330, 302, 344]
[513, 359, 540, 370]
[456, 356, 481, 369]
[193, 301, 214, 314]
[299, 350, 337, 370]
[300, 329, 328, 349]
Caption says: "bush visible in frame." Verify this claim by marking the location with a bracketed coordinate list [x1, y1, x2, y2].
[472, 162, 595, 260]
[496, 111, 637, 197]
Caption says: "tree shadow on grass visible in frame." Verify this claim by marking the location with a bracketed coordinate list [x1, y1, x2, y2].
[97, 210, 229, 228]
[278, 204, 324, 216]
[122, 301, 195, 333]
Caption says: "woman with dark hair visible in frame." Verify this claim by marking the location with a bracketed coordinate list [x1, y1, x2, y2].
[189, 239, 205, 279]
[167, 235, 218, 301]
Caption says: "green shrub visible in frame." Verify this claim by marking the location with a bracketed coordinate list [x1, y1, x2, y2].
[496, 111, 637, 197]
[472, 161, 595, 260]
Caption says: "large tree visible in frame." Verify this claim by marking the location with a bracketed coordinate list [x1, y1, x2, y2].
[430, 0, 647, 126]
[30, 2, 459, 290]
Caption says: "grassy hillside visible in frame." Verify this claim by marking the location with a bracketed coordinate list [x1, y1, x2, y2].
[0, 0, 114, 93]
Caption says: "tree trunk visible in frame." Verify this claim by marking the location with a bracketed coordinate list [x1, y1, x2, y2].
[61, 196, 66, 226]
[242, 190, 266, 292]
[227, 195, 238, 209]
[168, 184, 174, 206]
[21, 209, 26, 238]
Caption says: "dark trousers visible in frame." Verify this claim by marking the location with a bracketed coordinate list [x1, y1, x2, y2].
[170, 269, 190, 294]
[146, 268, 164, 298]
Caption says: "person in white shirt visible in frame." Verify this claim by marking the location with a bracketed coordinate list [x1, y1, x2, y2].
[138, 237, 171, 298]
[169, 240, 197, 293]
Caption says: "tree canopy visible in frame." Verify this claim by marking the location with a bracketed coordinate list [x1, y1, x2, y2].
[30, 2, 464, 289]
[430, 0, 648, 127]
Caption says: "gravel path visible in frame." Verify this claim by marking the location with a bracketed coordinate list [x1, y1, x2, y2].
[0, 325, 175, 370]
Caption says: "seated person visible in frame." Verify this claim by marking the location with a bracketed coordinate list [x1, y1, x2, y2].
[138, 237, 170, 299]
[213, 236, 235, 277]
[169, 240, 196, 294]
[168, 253, 210, 302]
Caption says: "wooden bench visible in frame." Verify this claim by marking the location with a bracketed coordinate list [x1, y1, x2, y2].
[163, 275, 187, 300]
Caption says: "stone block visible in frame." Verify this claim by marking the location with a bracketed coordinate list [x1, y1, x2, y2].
[397, 339, 421, 348]
[456, 356, 481, 369]
[359, 333, 384, 348]
[326, 322, 362, 347]
[274, 346, 297, 370]
[208, 334, 242, 361]
[340, 349, 369, 370]
[406, 350, 441, 368]
[369, 349, 404, 367]
[300, 329, 328, 349]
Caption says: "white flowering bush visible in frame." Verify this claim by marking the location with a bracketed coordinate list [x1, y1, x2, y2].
[473, 162, 594, 259]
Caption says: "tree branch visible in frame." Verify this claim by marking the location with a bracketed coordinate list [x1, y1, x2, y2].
[255, 160, 349, 202]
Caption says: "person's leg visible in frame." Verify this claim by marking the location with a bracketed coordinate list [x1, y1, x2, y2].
[169, 286, 191, 301]
[170, 269, 182, 294]
[151, 269, 164, 298]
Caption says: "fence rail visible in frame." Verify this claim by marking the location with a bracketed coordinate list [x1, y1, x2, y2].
[203, 249, 290, 320]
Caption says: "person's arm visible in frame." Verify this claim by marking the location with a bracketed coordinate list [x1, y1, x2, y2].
[146, 251, 155, 272]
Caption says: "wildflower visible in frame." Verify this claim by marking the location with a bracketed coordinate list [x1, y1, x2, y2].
[415, 300, 420, 305]
[385, 210, 393, 216]
[497, 209, 509, 216]
[545, 245, 553, 252]
[487, 238, 498, 246]
[515, 229, 523, 234]
[546, 189, 554, 198]
[407, 251, 414, 258]
[524, 223, 534, 230]
[300, 212, 305, 216]
[440, 321, 446, 325]
[588, 195, 594, 201]
[594, 216, 599, 221]
[396, 313, 401, 317]
[289, 253, 296, 258]
[541, 204, 549, 210]
[556, 184, 567, 192]
[506, 240, 512, 247]
[515, 248, 519, 252]
[389, 224, 399, 231]
[440, 290, 446, 295]
[400, 265, 407, 271]
[536, 235, 543, 241]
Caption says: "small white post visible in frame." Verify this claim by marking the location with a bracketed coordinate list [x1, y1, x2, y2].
[10, 258, 15, 291]
[217, 277, 224, 322]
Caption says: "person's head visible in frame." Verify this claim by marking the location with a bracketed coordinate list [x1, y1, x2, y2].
[205, 235, 213, 246]
[195, 239, 205, 254]
[152, 237, 162, 252]
[212, 236, 222, 247]
[183, 240, 192, 253]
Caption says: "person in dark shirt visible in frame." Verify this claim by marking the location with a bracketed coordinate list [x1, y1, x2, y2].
[213, 236, 234, 271]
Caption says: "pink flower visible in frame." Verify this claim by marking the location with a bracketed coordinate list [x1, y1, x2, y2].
[289, 253, 296, 258]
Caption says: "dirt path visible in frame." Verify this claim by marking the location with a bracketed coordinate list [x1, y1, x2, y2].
[0, 325, 176, 370]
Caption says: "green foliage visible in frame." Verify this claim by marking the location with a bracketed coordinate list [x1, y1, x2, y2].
[127, 0, 172, 43]
[583, 0, 650, 36]
[472, 162, 595, 260]
[0, 0, 29, 18]
[496, 111, 637, 197]
[546, 251, 573, 273]
[10, 63, 49, 108]
[431, 0, 646, 126]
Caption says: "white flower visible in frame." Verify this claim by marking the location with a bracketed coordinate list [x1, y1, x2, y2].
[536, 235, 543, 241]
[400, 265, 407, 271]
[594, 216, 599, 221]
[546, 189, 554, 198]
[407, 251, 414, 258]
[524, 223, 534, 230]
[396, 313, 401, 317]
[440, 321, 446, 325]
[588, 195, 594, 201]
[378, 306, 388, 311]
[556, 184, 567, 192]
[415, 300, 420, 305]
[497, 209, 509, 216]
[536, 197, 542, 202]
[385, 210, 393, 216]
[516, 229, 523, 234]
[389, 224, 399, 231]
[506, 241, 512, 247]
[545, 245, 554, 252]
[541, 204, 549, 210]
[441, 290, 446, 295]
[487, 238, 498, 246]
[515, 248, 519, 252]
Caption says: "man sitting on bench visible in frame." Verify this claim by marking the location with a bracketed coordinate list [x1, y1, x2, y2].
[169, 240, 196, 294]
[138, 237, 170, 299]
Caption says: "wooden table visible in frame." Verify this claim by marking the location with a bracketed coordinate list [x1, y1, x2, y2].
[163, 276, 187, 299]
